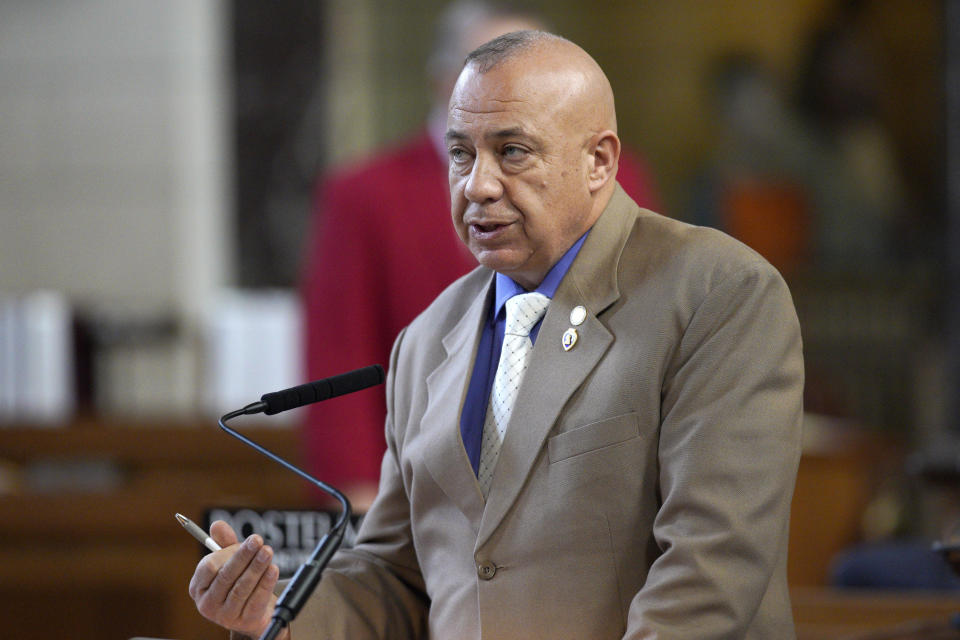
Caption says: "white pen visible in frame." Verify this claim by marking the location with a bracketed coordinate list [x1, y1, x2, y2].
[175, 512, 222, 552]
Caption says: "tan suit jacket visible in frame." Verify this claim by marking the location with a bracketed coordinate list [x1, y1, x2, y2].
[285, 186, 804, 639]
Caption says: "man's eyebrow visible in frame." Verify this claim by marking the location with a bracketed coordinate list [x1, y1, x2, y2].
[487, 127, 529, 140]
[445, 127, 538, 144]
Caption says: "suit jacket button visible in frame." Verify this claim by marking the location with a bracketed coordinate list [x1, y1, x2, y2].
[477, 561, 497, 580]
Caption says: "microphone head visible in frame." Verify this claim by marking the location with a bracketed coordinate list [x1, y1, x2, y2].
[260, 364, 385, 415]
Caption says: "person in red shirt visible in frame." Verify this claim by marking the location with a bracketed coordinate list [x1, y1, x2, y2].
[301, 1, 660, 507]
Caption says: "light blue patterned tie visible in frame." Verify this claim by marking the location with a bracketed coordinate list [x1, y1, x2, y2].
[477, 292, 550, 497]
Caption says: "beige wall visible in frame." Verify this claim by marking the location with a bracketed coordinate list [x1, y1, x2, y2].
[0, 0, 232, 314]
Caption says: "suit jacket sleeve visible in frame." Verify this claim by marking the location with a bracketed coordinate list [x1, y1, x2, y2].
[624, 260, 803, 638]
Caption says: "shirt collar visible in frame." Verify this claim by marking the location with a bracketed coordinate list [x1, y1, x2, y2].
[493, 230, 590, 319]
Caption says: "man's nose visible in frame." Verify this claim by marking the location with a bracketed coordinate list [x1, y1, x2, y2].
[464, 154, 504, 203]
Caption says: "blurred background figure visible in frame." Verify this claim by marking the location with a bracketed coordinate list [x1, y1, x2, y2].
[793, 0, 908, 270]
[689, 1, 910, 278]
[299, 0, 661, 507]
[688, 51, 814, 276]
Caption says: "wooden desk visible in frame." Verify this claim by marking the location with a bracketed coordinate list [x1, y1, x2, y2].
[0, 418, 315, 640]
[792, 587, 960, 639]
[788, 422, 903, 586]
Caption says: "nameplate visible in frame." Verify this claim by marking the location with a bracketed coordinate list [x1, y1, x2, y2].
[204, 508, 363, 578]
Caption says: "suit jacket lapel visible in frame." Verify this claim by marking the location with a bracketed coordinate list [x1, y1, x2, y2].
[420, 272, 493, 532]
[477, 186, 639, 547]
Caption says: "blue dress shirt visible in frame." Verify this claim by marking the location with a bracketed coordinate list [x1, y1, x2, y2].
[459, 232, 589, 475]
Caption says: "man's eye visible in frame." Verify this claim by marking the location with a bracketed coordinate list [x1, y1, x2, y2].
[502, 145, 527, 160]
[449, 148, 470, 163]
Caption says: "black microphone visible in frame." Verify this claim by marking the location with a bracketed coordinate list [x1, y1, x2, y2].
[216, 364, 385, 640]
[239, 364, 385, 416]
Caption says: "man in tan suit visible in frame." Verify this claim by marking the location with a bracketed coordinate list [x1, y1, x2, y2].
[190, 31, 803, 639]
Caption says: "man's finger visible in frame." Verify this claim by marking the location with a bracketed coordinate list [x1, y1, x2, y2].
[189, 545, 234, 600]
[240, 561, 281, 630]
[211, 519, 240, 547]
[224, 544, 275, 614]
[206, 535, 264, 608]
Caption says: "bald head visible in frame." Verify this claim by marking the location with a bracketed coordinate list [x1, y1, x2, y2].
[462, 30, 618, 134]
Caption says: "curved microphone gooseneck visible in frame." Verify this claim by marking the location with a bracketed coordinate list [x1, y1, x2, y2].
[216, 364, 385, 640]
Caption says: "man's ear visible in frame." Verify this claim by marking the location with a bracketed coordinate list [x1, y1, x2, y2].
[587, 131, 620, 194]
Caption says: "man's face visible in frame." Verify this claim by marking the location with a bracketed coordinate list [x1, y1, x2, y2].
[446, 60, 595, 290]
